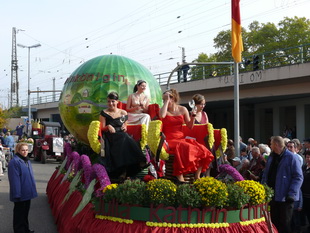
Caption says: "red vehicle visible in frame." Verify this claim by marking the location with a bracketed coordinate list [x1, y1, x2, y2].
[33, 121, 64, 164]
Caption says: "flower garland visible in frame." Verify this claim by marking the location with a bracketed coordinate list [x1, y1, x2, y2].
[140, 124, 147, 149]
[92, 163, 111, 197]
[215, 128, 228, 158]
[81, 154, 94, 188]
[145, 221, 229, 228]
[194, 177, 228, 208]
[87, 120, 101, 154]
[207, 123, 215, 149]
[147, 120, 169, 160]
[217, 164, 244, 182]
[95, 215, 133, 224]
[239, 217, 265, 226]
[235, 180, 266, 205]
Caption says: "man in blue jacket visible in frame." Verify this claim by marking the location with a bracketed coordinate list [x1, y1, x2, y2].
[262, 136, 303, 233]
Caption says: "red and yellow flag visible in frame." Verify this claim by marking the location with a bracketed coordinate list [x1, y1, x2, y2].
[231, 0, 243, 63]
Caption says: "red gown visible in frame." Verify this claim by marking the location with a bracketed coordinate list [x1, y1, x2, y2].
[162, 115, 214, 176]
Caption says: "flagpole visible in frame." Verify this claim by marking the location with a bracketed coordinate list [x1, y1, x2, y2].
[234, 61, 240, 158]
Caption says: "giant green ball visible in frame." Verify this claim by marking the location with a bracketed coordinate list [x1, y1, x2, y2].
[59, 55, 163, 144]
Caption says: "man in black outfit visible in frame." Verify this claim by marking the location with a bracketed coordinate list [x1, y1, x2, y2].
[176, 62, 182, 83]
[181, 62, 190, 82]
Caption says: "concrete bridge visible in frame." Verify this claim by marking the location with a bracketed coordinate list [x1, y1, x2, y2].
[28, 61, 310, 144]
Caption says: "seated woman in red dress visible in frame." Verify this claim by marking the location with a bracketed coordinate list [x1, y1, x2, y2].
[159, 89, 214, 182]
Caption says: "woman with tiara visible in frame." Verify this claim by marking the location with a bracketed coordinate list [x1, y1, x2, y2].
[126, 80, 151, 126]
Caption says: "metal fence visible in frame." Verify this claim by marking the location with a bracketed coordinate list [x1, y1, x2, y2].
[21, 43, 310, 106]
[21, 93, 61, 106]
[153, 43, 310, 85]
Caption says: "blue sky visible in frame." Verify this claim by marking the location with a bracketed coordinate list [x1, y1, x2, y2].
[0, 0, 309, 108]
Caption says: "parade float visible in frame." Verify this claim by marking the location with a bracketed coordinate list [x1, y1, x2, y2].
[46, 54, 278, 233]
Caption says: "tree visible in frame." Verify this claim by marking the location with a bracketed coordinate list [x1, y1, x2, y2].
[0, 108, 7, 129]
[0, 106, 24, 129]
[190, 53, 223, 80]
[193, 16, 310, 72]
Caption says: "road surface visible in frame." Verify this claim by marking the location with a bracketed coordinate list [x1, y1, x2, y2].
[0, 158, 59, 233]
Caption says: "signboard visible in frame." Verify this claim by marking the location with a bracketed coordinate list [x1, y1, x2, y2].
[53, 137, 64, 153]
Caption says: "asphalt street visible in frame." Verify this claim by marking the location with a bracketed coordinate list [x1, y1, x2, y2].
[0, 158, 59, 233]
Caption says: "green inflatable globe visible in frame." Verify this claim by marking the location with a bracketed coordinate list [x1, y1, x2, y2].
[59, 55, 163, 144]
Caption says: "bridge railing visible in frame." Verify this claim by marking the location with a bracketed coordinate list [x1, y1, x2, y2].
[21, 43, 310, 106]
[21, 93, 61, 106]
[153, 43, 310, 85]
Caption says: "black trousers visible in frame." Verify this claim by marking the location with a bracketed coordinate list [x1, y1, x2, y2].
[270, 200, 294, 233]
[303, 197, 310, 230]
[13, 200, 31, 233]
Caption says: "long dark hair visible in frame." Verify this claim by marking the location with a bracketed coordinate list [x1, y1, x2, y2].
[133, 80, 146, 93]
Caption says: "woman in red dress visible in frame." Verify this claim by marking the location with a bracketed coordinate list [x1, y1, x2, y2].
[159, 89, 214, 182]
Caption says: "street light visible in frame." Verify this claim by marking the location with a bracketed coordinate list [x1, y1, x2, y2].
[17, 43, 41, 130]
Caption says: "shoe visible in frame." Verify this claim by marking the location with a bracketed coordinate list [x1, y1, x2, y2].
[28, 230, 34, 233]
[173, 177, 188, 185]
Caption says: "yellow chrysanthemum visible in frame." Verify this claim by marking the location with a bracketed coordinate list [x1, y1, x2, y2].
[235, 180, 266, 205]
[145, 221, 230, 228]
[87, 120, 101, 154]
[102, 183, 118, 193]
[194, 177, 228, 208]
[215, 128, 228, 158]
[207, 123, 215, 149]
[147, 120, 169, 160]
[240, 217, 265, 226]
[95, 215, 133, 224]
[140, 124, 148, 149]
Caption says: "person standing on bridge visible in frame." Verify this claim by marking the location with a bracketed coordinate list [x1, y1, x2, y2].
[8, 142, 37, 233]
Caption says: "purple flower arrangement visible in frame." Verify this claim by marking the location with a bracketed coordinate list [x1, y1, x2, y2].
[217, 164, 244, 182]
[92, 164, 111, 197]
[81, 154, 95, 188]
[65, 149, 73, 170]
[64, 142, 72, 161]
[71, 152, 81, 174]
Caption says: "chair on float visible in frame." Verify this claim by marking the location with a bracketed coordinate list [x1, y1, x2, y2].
[117, 102, 160, 120]
[87, 102, 160, 154]
[146, 120, 218, 183]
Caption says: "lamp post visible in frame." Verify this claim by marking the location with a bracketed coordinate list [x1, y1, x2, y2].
[17, 43, 41, 124]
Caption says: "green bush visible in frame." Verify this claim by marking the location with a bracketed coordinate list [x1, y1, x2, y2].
[116, 179, 148, 206]
[176, 184, 202, 208]
[226, 183, 250, 209]
[263, 184, 274, 203]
